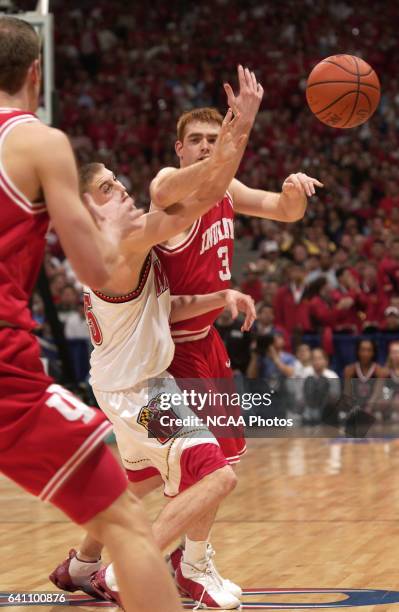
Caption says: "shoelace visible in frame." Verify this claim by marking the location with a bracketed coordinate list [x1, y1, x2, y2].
[190, 559, 224, 611]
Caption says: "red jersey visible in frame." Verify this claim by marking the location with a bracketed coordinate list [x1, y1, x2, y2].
[0, 109, 48, 330]
[155, 192, 234, 342]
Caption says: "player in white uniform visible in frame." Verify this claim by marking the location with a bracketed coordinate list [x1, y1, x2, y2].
[52, 98, 257, 609]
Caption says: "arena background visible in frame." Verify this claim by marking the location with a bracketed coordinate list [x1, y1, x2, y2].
[2, 1, 399, 610]
[14, 0, 399, 400]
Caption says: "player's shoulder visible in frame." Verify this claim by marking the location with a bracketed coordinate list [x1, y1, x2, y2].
[154, 166, 178, 180]
[14, 122, 70, 150]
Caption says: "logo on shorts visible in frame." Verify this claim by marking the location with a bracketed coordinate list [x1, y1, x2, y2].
[137, 393, 183, 444]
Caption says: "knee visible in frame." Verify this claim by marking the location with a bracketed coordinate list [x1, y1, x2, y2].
[217, 465, 237, 496]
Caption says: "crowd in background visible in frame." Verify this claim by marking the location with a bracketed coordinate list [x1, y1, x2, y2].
[18, 0, 399, 422]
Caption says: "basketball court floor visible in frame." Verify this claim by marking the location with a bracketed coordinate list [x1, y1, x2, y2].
[1, 436, 399, 611]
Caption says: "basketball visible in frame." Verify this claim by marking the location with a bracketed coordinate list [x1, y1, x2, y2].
[306, 54, 381, 128]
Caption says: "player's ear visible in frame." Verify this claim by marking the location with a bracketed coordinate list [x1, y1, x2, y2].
[28, 59, 41, 85]
[175, 140, 183, 159]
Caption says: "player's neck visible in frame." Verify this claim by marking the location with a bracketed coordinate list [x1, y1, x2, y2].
[0, 90, 32, 113]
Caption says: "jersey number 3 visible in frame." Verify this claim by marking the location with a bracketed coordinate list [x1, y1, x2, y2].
[217, 246, 231, 281]
[83, 293, 103, 345]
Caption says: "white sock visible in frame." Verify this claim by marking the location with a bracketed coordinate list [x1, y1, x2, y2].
[69, 555, 102, 585]
[183, 537, 208, 568]
[105, 563, 119, 592]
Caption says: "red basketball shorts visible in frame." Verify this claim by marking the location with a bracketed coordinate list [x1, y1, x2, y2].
[169, 326, 246, 464]
[0, 328, 127, 523]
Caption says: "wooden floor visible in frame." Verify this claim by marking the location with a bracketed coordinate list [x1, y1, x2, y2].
[2, 436, 399, 611]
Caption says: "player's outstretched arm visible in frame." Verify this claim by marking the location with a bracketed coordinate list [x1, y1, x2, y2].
[31, 125, 142, 288]
[230, 172, 324, 222]
[170, 289, 256, 332]
[121, 110, 249, 252]
[150, 64, 263, 210]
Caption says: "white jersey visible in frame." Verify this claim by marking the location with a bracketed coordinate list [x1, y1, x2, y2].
[83, 250, 175, 392]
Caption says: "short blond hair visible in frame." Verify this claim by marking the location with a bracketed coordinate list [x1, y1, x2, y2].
[176, 107, 223, 142]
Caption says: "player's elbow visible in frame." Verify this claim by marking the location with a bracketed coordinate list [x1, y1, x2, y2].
[286, 208, 306, 222]
[150, 182, 169, 209]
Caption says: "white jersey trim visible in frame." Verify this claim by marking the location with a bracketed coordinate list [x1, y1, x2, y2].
[225, 189, 234, 208]
[156, 218, 201, 255]
[0, 114, 46, 215]
[93, 253, 152, 303]
[38, 419, 113, 502]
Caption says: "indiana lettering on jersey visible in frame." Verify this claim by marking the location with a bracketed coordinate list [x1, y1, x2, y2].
[200, 218, 234, 255]
[153, 257, 169, 297]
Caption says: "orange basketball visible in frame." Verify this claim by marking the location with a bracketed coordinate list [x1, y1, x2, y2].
[306, 54, 381, 129]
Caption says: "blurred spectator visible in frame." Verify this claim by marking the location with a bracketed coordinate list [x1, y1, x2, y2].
[360, 263, 387, 331]
[240, 264, 264, 303]
[330, 267, 364, 333]
[343, 339, 384, 413]
[273, 264, 309, 344]
[302, 348, 340, 425]
[293, 343, 313, 378]
[247, 331, 296, 417]
[382, 306, 399, 332]
[379, 341, 399, 421]
[215, 310, 252, 376]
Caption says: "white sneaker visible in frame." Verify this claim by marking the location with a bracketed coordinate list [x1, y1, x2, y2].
[206, 544, 242, 599]
[175, 558, 241, 609]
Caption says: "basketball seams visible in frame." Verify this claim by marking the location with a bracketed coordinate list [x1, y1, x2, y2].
[315, 90, 360, 115]
[342, 56, 361, 128]
[307, 80, 380, 91]
[307, 54, 380, 128]
[321, 59, 373, 77]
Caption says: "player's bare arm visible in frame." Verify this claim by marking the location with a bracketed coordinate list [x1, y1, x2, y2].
[120, 109, 249, 254]
[10, 122, 142, 288]
[150, 64, 262, 210]
[83, 108, 249, 297]
[170, 289, 256, 332]
[229, 172, 323, 222]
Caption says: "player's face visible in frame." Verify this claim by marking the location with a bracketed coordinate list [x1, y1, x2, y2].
[90, 167, 135, 207]
[176, 121, 221, 167]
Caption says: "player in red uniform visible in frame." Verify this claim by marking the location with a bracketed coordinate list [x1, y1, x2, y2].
[149, 66, 323, 582]
[0, 15, 185, 612]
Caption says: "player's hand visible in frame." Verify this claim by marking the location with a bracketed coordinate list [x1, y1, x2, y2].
[282, 173, 324, 199]
[223, 65, 264, 128]
[223, 289, 256, 332]
[211, 108, 249, 165]
[83, 192, 144, 240]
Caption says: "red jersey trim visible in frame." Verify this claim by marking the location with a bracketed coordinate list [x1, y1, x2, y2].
[0, 114, 46, 215]
[93, 253, 152, 303]
[156, 218, 201, 255]
[39, 419, 113, 502]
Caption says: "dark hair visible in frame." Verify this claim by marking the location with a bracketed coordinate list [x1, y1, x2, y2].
[0, 16, 40, 94]
[336, 266, 348, 280]
[356, 338, 377, 362]
[78, 162, 104, 196]
[303, 276, 327, 300]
